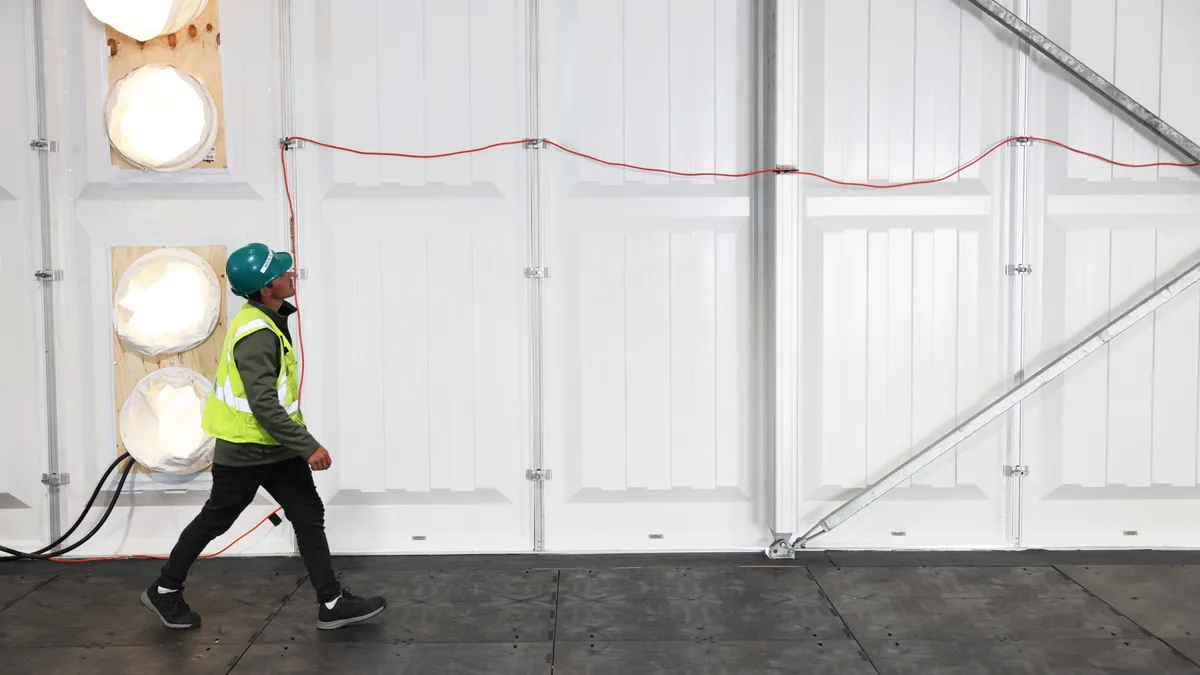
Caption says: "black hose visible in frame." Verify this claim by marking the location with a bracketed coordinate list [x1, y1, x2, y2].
[33, 453, 131, 555]
[0, 453, 136, 560]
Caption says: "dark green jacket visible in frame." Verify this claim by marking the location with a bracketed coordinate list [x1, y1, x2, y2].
[213, 299, 321, 467]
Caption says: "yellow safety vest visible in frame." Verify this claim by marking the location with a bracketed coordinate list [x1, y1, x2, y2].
[201, 304, 305, 444]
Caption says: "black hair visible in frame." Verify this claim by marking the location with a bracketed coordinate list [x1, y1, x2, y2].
[247, 289, 264, 303]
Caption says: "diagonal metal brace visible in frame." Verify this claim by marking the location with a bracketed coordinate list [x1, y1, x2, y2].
[964, 0, 1200, 167]
[794, 256, 1200, 548]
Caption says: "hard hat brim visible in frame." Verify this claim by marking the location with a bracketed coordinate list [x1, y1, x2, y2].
[265, 251, 294, 283]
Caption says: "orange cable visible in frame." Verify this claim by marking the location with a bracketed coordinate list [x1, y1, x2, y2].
[46, 508, 283, 564]
[278, 132, 1197, 399]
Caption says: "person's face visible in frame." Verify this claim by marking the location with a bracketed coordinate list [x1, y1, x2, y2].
[263, 271, 296, 301]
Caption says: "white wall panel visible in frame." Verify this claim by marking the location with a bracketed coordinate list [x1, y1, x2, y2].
[40, 0, 293, 557]
[0, 0, 51, 555]
[822, 0, 996, 187]
[789, 0, 1015, 548]
[539, 0, 765, 551]
[1019, 0, 1200, 547]
[289, 0, 532, 553]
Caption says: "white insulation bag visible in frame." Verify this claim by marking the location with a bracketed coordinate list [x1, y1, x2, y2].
[120, 367, 215, 474]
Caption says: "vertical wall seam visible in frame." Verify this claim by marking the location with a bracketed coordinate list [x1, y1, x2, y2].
[525, 0, 546, 552]
[1104, 230, 1114, 481]
[30, 0, 63, 549]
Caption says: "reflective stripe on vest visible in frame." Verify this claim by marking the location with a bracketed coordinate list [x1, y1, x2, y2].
[211, 318, 300, 415]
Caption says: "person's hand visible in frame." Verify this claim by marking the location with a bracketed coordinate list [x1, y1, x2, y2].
[308, 447, 332, 471]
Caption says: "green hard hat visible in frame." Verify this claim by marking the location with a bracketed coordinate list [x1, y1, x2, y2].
[226, 243, 293, 297]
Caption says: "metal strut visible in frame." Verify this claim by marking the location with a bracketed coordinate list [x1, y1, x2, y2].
[963, 0, 1200, 166]
[793, 257, 1200, 548]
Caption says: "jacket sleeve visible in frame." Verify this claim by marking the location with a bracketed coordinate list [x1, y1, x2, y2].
[232, 330, 321, 459]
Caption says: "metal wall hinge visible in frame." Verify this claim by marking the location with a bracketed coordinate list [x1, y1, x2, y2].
[34, 269, 63, 282]
[30, 139, 58, 152]
[1003, 465, 1030, 477]
[526, 469, 552, 481]
[523, 139, 545, 149]
[1005, 263, 1033, 276]
[41, 472, 70, 487]
[524, 267, 549, 279]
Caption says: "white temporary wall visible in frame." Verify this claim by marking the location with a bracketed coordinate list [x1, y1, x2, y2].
[774, 0, 1200, 550]
[287, 0, 535, 554]
[34, 0, 294, 557]
[1019, 0, 1200, 548]
[0, 0, 53, 555]
[9, 0, 1200, 558]
[10, 0, 768, 559]
[286, 0, 767, 553]
[539, 0, 766, 551]
[772, 0, 1014, 549]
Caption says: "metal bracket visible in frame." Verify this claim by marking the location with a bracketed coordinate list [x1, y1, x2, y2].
[774, 165, 799, 174]
[41, 473, 70, 487]
[280, 137, 304, 150]
[1003, 465, 1030, 478]
[295, 268, 309, 280]
[523, 139, 545, 150]
[30, 139, 58, 152]
[34, 269, 63, 282]
[1005, 264, 1033, 276]
[767, 537, 796, 560]
[524, 267, 549, 279]
[1010, 136, 1033, 147]
[525, 469, 552, 481]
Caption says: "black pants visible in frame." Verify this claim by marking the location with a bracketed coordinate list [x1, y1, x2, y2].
[156, 458, 341, 603]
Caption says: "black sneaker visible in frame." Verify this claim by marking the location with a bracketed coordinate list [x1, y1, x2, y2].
[317, 587, 386, 630]
[141, 583, 202, 629]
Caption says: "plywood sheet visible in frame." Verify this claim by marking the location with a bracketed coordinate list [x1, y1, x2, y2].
[104, 0, 227, 170]
[111, 246, 228, 472]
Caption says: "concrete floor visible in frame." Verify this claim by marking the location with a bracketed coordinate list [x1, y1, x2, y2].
[1, 551, 1199, 674]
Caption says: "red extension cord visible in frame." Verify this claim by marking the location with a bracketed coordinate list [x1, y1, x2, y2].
[280, 133, 1196, 399]
[48, 508, 282, 563]
[49, 135, 1196, 563]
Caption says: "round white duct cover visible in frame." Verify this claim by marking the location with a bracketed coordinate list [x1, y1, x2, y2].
[120, 367, 215, 474]
[85, 0, 209, 42]
[105, 63, 219, 172]
[113, 247, 221, 357]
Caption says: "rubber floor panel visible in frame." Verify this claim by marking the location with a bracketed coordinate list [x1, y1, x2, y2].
[0, 552, 1198, 674]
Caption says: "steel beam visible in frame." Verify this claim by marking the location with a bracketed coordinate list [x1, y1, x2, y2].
[964, 0, 1200, 167]
[794, 256, 1200, 548]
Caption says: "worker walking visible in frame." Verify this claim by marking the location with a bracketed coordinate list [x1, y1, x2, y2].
[142, 243, 386, 631]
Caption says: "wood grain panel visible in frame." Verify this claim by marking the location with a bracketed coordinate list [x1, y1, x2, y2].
[111, 245, 227, 472]
[105, 0, 226, 170]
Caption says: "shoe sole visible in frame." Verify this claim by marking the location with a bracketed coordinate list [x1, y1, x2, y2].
[317, 601, 387, 631]
[141, 591, 200, 630]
